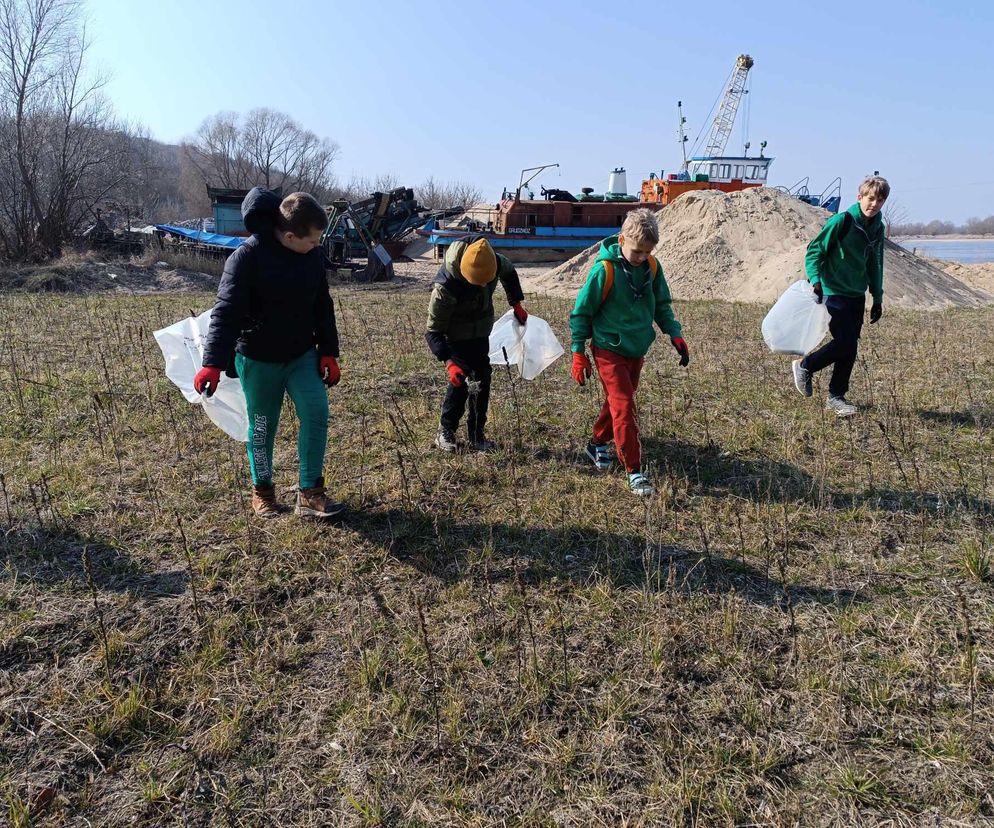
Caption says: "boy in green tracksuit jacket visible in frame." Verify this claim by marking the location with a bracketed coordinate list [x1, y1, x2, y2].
[792, 175, 889, 417]
[569, 209, 689, 497]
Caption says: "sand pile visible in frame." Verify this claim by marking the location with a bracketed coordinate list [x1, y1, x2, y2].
[927, 257, 994, 295]
[527, 188, 993, 310]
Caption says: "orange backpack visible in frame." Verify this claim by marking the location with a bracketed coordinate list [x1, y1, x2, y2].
[600, 257, 659, 305]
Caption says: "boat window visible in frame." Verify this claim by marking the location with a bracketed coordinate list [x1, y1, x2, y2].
[710, 164, 718, 178]
[720, 164, 731, 178]
[758, 166, 768, 180]
[747, 165, 757, 179]
[734, 165, 744, 179]
[527, 214, 537, 227]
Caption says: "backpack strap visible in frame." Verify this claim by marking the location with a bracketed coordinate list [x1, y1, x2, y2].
[599, 256, 659, 306]
[600, 261, 615, 305]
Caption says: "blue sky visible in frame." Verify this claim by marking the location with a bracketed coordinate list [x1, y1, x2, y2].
[86, 0, 993, 222]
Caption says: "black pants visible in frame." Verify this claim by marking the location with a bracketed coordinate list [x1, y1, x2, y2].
[440, 337, 492, 439]
[802, 295, 865, 398]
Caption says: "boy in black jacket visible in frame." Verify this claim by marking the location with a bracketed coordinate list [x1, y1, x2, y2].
[425, 236, 527, 452]
[195, 188, 343, 519]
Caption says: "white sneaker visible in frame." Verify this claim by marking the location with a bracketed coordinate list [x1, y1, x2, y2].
[826, 396, 857, 417]
[585, 442, 612, 471]
[628, 472, 655, 497]
[435, 427, 457, 452]
[792, 359, 813, 397]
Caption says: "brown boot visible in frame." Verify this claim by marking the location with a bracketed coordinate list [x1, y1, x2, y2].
[296, 477, 346, 520]
[251, 483, 281, 518]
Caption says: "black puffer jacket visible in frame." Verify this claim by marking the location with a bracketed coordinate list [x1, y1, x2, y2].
[202, 188, 338, 368]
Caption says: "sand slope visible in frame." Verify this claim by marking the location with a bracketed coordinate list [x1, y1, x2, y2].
[526, 188, 993, 310]
[928, 258, 994, 295]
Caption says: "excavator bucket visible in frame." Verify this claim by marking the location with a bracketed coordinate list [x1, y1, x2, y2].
[357, 244, 394, 282]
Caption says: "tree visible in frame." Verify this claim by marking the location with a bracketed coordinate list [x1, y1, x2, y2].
[0, 0, 140, 259]
[329, 172, 401, 203]
[416, 177, 484, 211]
[963, 215, 994, 235]
[882, 200, 910, 237]
[923, 219, 955, 236]
[184, 108, 340, 199]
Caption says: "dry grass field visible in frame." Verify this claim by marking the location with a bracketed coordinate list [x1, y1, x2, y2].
[2, 281, 993, 826]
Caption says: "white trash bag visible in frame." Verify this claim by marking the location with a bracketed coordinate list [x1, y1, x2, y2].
[489, 309, 565, 380]
[153, 310, 249, 442]
[761, 280, 831, 355]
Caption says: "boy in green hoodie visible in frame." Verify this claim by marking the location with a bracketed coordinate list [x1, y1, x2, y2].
[792, 175, 889, 417]
[569, 209, 689, 497]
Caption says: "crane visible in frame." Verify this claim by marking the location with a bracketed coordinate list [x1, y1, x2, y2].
[641, 54, 771, 205]
[701, 54, 753, 159]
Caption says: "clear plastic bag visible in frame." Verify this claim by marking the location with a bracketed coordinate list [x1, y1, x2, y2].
[153, 310, 249, 441]
[761, 280, 831, 355]
[489, 310, 565, 380]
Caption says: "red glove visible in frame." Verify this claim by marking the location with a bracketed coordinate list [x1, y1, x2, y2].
[446, 360, 466, 387]
[319, 355, 340, 387]
[671, 336, 690, 367]
[571, 351, 592, 386]
[193, 365, 221, 397]
[512, 302, 528, 325]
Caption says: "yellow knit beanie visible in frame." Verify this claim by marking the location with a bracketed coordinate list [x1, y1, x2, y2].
[460, 238, 497, 285]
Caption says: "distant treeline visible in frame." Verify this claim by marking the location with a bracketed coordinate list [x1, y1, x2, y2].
[0, 0, 480, 262]
[891, 215, 994, 236]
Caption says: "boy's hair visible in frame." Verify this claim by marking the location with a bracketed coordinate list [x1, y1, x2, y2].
[278, 192, 329, 236]
[858, 175, 890, 200]
[620, 208, 660, 247]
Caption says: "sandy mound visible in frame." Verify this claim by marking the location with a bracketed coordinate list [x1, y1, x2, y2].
[528, 188, 993, 310]
[927, 257, 994, 295]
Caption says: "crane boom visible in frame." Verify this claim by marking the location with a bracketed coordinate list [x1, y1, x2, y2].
[702, 54, 753, 159]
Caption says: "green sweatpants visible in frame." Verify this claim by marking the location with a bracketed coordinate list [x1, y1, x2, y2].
[235, 349, 329, 489]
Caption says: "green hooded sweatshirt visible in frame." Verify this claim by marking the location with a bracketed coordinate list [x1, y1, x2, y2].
[569, 235, 682, 359]
[804, 202, 885, 302]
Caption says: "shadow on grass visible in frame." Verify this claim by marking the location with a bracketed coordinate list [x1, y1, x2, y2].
[832, 488, 994, 517]
[0, 526, 186, 597]
[917, 408, 993, 428]
[348, 508, 866, 609]
[643, 437, 819, 504]
[643, 436, 994, 517]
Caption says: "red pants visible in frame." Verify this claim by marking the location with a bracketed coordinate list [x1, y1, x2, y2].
[592, 346, 644, 472]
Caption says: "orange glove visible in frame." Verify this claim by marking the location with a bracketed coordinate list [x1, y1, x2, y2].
[571, 352, 592, 386]
[512, 302, 528, 325]
[671, 336, 689, 367]
[319, 355, 340, 387]
[446, 360, 466, 387]
[193, 365, 221, 397]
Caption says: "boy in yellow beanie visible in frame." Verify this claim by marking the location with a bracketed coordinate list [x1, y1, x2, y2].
[425, 235, 527, 451]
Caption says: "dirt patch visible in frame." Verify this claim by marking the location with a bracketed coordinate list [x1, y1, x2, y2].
[0, 253, 219, 294]
[526, 188, 994, 309]
[387, 255, 549, 293]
